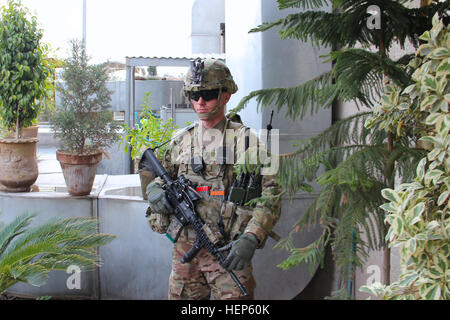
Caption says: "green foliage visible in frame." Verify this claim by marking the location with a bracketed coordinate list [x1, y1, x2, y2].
[229, 0, 448, 298]
[276, 228, 331, 275]
[251, 0, 449, 49]
[361, 15, 449, 300]
[0, 212, 116, 294]
[231, 0, 448, 117]
[49, 40, 120, 154]
[276, 112, 423, 288]
[0, 0, 53, 136]
[121, 92, 178, 160]
[230, 49, 413, 121]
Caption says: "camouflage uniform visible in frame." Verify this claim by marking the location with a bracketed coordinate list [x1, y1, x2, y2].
[146, 58, 282, 300]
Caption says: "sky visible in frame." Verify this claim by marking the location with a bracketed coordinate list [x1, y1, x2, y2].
[0, 0, 194, 67]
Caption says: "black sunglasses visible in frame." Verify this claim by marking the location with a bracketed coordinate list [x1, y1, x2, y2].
[189, 89, 224, 102]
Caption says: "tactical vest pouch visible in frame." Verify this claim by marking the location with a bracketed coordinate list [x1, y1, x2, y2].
[146, 210, 170, 235]
[228, 206, 253, 241]
[245, 185, 262, 203]
[227, 186, 247, 205]
[139, 168, 155, 200]
[219, 200, 237, 235]
[191, 154, 205, 175]
[165, 218, 184, 243]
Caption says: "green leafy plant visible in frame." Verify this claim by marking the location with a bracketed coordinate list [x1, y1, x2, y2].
[0, 212, 116, 294]
[121, 92, 178, 160]
[35, 57, 61, 124]
[361, 14, 449, 300]
[0, 0, 53, 138]
[230, 0, 447, 298]
[49, 39, 121, 155]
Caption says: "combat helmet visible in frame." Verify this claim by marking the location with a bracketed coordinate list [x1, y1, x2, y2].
[184, 58, 238, 94]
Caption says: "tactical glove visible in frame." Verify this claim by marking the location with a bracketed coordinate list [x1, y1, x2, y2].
[223, 233, 258, 271]
[146, 182, 174, 215]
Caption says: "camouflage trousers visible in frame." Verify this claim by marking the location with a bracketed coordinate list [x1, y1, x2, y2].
[169, 240, 256, 300]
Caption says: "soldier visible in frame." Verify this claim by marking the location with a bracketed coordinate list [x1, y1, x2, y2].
[145, 58, 281, 300]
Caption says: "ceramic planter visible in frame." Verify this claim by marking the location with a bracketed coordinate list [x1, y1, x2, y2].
[0, 137, 39, 192]
[56, 150, 102, 196]
[3, 125, 39, 139]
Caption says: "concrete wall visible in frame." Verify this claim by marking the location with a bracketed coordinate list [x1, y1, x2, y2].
[98, 197, 172, 299]
[189, 0, 224, 54]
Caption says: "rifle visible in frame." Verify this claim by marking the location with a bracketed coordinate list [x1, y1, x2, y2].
[139, 147, 248, 296]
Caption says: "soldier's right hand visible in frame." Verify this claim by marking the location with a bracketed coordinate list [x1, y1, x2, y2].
[146, 182, 174, 215]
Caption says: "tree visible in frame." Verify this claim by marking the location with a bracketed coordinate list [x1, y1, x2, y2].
[49, 39, 120, 155]
[0, 0, 52, 138]
[230, 0, 448, 298]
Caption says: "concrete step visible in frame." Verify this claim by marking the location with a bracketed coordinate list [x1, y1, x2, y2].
[36, 125, 59, 147]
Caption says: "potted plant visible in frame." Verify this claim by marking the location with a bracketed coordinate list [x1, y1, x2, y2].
[0, 212, 116, 296]
[49, 39, 120, 196]
[121, 92, 178, 199]
[0, 0, 53, 192]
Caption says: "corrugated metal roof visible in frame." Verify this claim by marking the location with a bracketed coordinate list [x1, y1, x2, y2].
[125, 54, 225, 67]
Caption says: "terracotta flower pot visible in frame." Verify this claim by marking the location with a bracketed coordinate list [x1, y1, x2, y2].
[56, 150, 102, 196]
[3, 125, 39, 139]
[21, 125, 39, 138]
[0, 137, 39, 192]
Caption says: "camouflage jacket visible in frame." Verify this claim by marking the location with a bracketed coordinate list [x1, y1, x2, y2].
[147, 117, 282, 248]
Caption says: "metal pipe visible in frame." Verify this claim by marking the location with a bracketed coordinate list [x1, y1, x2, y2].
[170, 87, 176, 124]
[82, 0, 87, 48]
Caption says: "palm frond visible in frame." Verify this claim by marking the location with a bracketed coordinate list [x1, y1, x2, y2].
[9, 263, 50, 288]
[64, 233, 116, 249]
[0, 212, 36, 257]
[0, 240, 64, 270]
[1, 216, 74, 259]
[0, 213, 116, 293]
[1, 218, 93, 262]
[37, 253, 99, 271]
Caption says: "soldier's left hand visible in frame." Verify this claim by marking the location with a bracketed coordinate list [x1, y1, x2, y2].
[222, 233, 258, 271]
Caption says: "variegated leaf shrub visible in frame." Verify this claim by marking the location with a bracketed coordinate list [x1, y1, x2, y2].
[362, 14, 449, 300]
